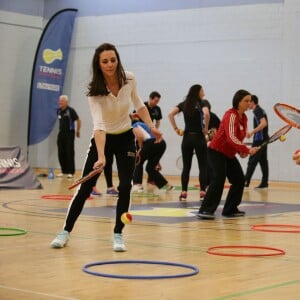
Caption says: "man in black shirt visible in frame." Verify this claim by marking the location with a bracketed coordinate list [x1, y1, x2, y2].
[245, 95, 269, 188]
[57, 95, 81, 178]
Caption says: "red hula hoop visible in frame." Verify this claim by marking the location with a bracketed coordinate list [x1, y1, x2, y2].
[207, 245, 285, 257]
[252, 224, 300, 233]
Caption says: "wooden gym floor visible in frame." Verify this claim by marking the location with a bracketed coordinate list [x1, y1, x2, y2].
[0, 169, 300, 300]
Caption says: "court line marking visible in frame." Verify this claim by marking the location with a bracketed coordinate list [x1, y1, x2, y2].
[0, 284, 78, 299]
[213, 279, 300, 300]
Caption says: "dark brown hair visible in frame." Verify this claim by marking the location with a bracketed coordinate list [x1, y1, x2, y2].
[87, 43, 127, 96]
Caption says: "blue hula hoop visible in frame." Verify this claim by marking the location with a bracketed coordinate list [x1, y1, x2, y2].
[82, 259, 199, 280]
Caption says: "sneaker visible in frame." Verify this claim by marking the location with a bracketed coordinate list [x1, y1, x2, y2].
[107, 188, 119, 196]
[50, 230, 69, 248]
[113, 233, 126, 252]
[56, 173, 64, 177]
[165, 183, 175, 191]
[131, 184, 144, 193]
[91, 187, 102, 196]
[200, 190, 206, 198]
[255, 184, 268, 189]
[222, 210, 246, 218]
[179, 191, 187, 202]
[67, 174, 73, 178]
[197, 211, 215, 220]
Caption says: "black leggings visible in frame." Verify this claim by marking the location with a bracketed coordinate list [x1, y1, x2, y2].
[181, 133, 207, 191]
[63, 130, 136, 234]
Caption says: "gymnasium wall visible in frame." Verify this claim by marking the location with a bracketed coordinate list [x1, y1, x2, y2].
[1, 0, 300, 182]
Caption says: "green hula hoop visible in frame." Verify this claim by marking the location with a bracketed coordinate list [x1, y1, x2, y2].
[0, 227, 27, 236]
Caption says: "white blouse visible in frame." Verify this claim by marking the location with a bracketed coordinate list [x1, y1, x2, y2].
[88, 71, 145, 134]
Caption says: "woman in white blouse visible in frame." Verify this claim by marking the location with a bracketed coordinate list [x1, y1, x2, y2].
[51, 43, 162, 252]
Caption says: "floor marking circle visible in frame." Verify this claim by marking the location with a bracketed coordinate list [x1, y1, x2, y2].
[41, 194, 93, 200]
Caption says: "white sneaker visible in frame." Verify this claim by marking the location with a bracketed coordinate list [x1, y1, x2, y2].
[131, 184, 144, 193]
[113, 233, 126, 252]
[165, 183, 175, 191]
[67, 174, 73, 178]
[50, 230, 69, 248]
[56, 173, 64, 177]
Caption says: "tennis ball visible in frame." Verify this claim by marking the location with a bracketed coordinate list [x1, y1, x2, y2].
[279, 135, 286, 142]
[121, 212, 132, 224]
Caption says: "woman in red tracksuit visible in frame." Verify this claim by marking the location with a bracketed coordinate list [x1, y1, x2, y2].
[198, 90, 259, 220]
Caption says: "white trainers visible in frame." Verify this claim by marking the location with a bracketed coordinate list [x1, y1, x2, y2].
[56, 173, 64, 177]
[113, 233, 126, 252]
[131, 184, 144, 193]
[67, 174, 73, 178]
[50, 230, 69, 248]
[165, 183, 175, 191]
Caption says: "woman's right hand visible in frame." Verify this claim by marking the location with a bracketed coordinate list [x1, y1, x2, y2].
[93, 156, 106, 170]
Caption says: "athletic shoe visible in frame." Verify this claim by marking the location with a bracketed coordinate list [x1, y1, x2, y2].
[91, 187, 102, 196]
[131, 184, 144, 193]
[222, 210, 246, 218]
[255, 184, 268, 189]
[200, 190, 206, 198]
[179, 191, 187, 202]
[67, 174, 73, 178]
[165, 183, 175, 191]
[56, 173, 64, 177]
[197, 211, 215, 220]
[50, 230, 69, 248]
[107, 188, 119, 196]
[113, 233, 126, 252]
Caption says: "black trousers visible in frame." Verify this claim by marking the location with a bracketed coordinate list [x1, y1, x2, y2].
[57, 131, 75, 174]
[199, 148, 245, 215]
[63, 130, 136, 234]
[181, 133, 207, 192]
[133, 139, 167, 188]
[245, 141, 269, 186]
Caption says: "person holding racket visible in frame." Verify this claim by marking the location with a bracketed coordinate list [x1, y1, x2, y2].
[273, 102, 300, 165]
[198, 89, 259, 220]
[51, 43, 162, 252]
[244, 95, 269, 189]
[132, 121, 174, 192]
[293, 150, 300, 164]
[168, 84, 210, 201]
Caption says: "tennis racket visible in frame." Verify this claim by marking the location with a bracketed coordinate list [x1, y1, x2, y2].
[68, 166, 103, 190]
[258, 124, 292, 148]
[273, 103, 300, 129]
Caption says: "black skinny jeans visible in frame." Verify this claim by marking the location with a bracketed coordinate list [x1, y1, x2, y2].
[63, 130, 136, 234]
[199, 148, 245, 215]
[181, 132, 207, 192]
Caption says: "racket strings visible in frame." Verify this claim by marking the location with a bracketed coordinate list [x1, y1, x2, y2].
[274, 103, 300, 129]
